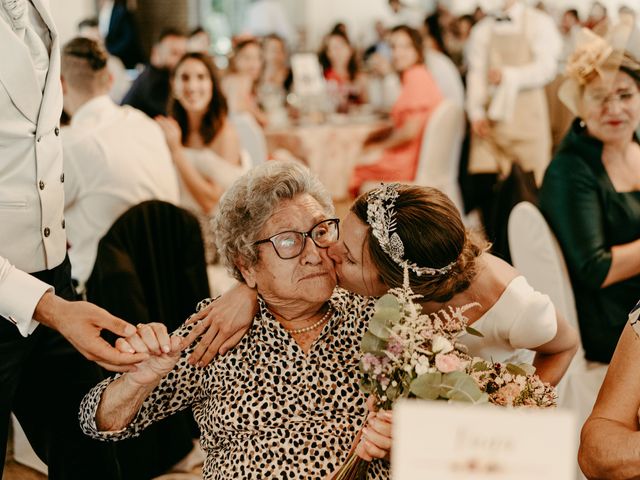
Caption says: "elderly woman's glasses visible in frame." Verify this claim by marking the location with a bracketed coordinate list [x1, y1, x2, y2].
[254, 219, 340, 259]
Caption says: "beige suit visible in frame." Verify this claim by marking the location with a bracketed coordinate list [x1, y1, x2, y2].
[0, 0, 66, 334]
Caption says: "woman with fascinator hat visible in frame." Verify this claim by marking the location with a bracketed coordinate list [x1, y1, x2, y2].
[539, 22, 640, 365]
[186, 182, 578, 463]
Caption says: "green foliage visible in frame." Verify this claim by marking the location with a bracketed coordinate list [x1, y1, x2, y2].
[361, 331, 388, 354]
[409, 371, 488, 404]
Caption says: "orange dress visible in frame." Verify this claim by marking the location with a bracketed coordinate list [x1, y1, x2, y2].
[349, 64, 442, 196]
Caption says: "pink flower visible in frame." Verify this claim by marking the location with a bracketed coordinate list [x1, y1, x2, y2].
[435, 353, 466, 373]
[387, 338, 403, 355]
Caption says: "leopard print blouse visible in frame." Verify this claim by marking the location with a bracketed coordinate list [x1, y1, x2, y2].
[79, 288, 389, 479]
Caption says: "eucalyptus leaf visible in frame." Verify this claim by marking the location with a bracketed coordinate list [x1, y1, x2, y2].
[361, 331, 388, 354]
[410, 372, 442, 400]
[514, 363, 537, 376]
[465, 325, 484, 337]
[385, 383, 401, 402]
[442, 371, 487, 403]
[506, 364, 528, 377]
[471, 360, 489, 372]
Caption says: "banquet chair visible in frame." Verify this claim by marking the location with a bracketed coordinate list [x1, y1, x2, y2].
[508, 201, 607, 480]
[231, 112, 268, 166]
[411, 98, 465, 213]
[10, 415, 47, 474]
[85, 200, 210, 479]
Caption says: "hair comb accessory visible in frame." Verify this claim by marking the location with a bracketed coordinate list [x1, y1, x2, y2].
[366, 183, 456, 277]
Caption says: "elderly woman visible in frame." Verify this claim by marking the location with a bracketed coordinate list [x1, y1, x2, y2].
[78, 161, 389, 479]
[539, 26, 640, 364]
[579, 302, 640, 478]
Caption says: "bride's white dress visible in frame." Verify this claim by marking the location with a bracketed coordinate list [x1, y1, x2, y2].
[459, 276, 559, 365]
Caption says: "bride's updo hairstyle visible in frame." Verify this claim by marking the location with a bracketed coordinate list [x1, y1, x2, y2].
[351, 185, 486, 302]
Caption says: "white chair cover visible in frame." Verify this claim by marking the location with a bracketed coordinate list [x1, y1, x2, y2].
[508, 201, 608, 480]
[411, 98, 464, 213]
[230, 112, 268, 167]
[11, 414, 47, 474]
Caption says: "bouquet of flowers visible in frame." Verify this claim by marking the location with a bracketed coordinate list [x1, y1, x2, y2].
[332, 277, 557, 479]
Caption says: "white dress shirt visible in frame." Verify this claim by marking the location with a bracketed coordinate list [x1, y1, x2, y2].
[465, 2, 561, 122]
[0, 0, 65, 336]
[63, 96, 180, 285]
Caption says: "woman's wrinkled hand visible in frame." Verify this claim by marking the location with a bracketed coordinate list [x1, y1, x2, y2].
[355, 396, 393, 461]
[115, 322, 183, 386]
[182, 284, 259, 366]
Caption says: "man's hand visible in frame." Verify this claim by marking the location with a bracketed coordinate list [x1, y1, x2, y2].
[471, 118, 491, 139]
[488, 67, 503, 86]
[115, 323, 183, 386]
[183, 284, 258, 366]
[34, 292, 148, 372]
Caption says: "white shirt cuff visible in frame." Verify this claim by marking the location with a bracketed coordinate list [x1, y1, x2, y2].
[0, 267, 53, 336]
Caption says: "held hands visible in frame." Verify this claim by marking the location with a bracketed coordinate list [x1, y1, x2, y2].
[155, 115, 182, 152]
[355, 396, 393, 462]
[34, 292, 148, 372]
[115, 323, 183, 386]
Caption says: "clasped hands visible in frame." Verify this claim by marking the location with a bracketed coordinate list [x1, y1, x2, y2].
[114, 323, 185, 386]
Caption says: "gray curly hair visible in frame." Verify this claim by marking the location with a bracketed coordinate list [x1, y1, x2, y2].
[213, 161, 335, 282]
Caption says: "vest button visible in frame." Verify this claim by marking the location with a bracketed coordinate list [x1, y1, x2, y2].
[60, 173, 65, 183]
[39, 180, 45, 190]
[43, 227, 50, 237]
[55, 127, 60, 136]
[61, 219, 65, 229]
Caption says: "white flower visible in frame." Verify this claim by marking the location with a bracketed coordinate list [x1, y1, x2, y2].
[415, 363, 430, 375]
[432, 335, 454, 354]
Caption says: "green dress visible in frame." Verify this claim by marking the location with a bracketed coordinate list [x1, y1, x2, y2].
[539, 120, 640, 363]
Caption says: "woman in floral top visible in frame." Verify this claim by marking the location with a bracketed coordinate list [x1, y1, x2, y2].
[79, 161, 389, 479]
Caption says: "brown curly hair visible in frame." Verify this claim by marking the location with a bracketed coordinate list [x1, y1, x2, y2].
[168, 52, 228, 146]
[351, 185, 486, 302]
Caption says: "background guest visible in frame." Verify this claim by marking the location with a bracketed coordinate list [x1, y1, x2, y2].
[349, 25, 442, 196]
[221, 38, 268, 126]
[98, 0, 145, 69]
[318, 29, 369, 111]
[156, 52, 247, 263]
[260, 33, 293, 94]
[77, 17, 131, 103]
[121, 28, 187, 118]
[539, 29, 640, 364]
[61, 37, 180, 289]
[187, 26, 212, 54]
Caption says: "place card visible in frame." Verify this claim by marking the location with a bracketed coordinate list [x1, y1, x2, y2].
[392, 400, 576, 479]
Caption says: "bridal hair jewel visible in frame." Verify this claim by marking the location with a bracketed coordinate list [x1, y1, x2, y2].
[366, 183, 456, 277]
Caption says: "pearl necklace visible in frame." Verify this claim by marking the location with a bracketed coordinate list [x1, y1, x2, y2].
[286, 305, 333, 335]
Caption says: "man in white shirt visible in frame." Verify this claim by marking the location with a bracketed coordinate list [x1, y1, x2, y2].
[61, 37, 180, 288]
[465, 0, 561, 185]
[464, 0, 560, 258]
[0, 1, 146, 477]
